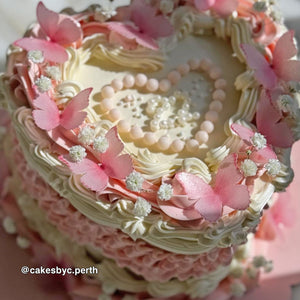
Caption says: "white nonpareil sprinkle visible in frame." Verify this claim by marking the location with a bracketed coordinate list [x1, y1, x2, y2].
[252, 255, 267, 268]
[78, 126, 95, 145]
[45, 66, 61, 81]
[69, 145, 87, 162]
[27, 50, 44, 63]
[265, 159, 281, 176]
[241, 159, 258, 177]
[93, 136, 109, 153]
[133, 197, 152, 217]
[35, 75, 52, 93]
[16, 236, 31, 249]
[253, 1, 268, 12]
[2, 216, 17, 234]
[157, 183, 173, 200]
[230, 282, 246, 297]
[125, 171, 144, 192]
[251, 132, 267, 149]
[159, 0, 174, 14]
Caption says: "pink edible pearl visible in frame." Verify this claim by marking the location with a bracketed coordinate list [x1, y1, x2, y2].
[130, 125, 143, 139]
[205, 110, 219, 123]
[171, 139, 185, 152]
[167, 70, 181, 85]
[212, 89, 226, 101]
[118, 120, 130, 133]
[143, 132, 157, 145]
[146, 78, 159, 92]
[200, 58, 212, 71]
[123, 74, 135, 88]
[109, 108, 121, 121]
[209, 100, 223, 112]
[200, 120, 214, 133]
[195, 131, 209, 144]
[157, 135, 171, 150]
[111, 79, 123, 91]
[209, 67, 222, 80]
[186, 139, 199, 152]
[159, 79, 171, 92]
[101, 86, 115, 98]
[135, 73, 148, 87]
[100, 98, 113, 112]
[177, 63, 190, 75]
[215, 78, 227, 89]
[188, 58, 200, 70]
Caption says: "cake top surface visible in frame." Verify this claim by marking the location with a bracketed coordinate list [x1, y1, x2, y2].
[1, 0, 300, 254]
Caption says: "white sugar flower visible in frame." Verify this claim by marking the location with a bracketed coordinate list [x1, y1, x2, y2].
[264, 260, 273, 273]
[78, 126, 95, 145]
[252, 256, 267, 268]
[126, 171, 144, 192]
[45, 66, 61, 81]
[264, 159, 281, 176]
[69, 145, 87, 162]
[2, 216, 17, 234]
[35, 75, 52, 93]
[160, 0, 174, 14]
[277, 94, 298, 116]
[241, 159, 257, 177]
[253, 1, 267, 12]
[251, 132, 267, 149]
[230, 282, 246, 297]
[157, 183, 173, 200]
[133, 197, 152, 217]
[27, 50, 44, 63]
[16, 236, 31, 249]
[93, 136, 109, 153]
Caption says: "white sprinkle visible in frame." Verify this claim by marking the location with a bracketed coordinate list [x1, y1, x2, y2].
[27, 50, 44, 63]
[241, 159, 258, 177]
[251, 132, 267, 149]
[16, 236, 31, 249]
[159, 0, 174, 14]
[133, 197, 152, 217]
[230, 282, 246, 297]
[265, 159, 281, 176]
[45, 66, 61, 81]
[2, 216, 17, 234]
[35, 75, 52, 93]
[69, 145, 87, 162]
[157, 183, 173, 200]
[78, 126, 95, 145]
[126, 171, 144, 192]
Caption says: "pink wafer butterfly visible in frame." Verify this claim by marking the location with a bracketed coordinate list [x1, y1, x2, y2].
[107, 0, 173, 50]
[158, 154, 250, 222]
[32, 88, 92, 131]
[193, 0, 238, 16]
[59, 127, 133, 193]
[241, 30, 300, 89]
[14, 2, 82, 63]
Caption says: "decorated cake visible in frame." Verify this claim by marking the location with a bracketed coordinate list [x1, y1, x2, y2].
[1, 0, 300, 299]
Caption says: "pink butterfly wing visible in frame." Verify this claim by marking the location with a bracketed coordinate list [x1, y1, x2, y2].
[213, 0, 238, 16]
[250, 146, 277, 164]
[101, 127, 133, 179]
[175, 172, 223, 222]
[14, 38, 68, 64]
[32, 93, 60, 130]
[59, 156, 108, 193]
[37, 2, 82, 46]
[131, 2, 173, 39]
[106, 22, 158, 50]
[60, 88, 92, 130]
[194, 0, 216, 11]
[256, 91, 294, 148]
[272, 31, 300, 81]
[214, 154, 250, 210]
[241, 43, 277, 89]
[231, 123, 254, 142]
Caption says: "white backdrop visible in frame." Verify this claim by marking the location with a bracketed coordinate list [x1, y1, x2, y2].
[0, 0, 300, 298]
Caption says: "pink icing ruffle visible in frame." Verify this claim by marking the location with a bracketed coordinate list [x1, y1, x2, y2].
[12, 135, 233, 282]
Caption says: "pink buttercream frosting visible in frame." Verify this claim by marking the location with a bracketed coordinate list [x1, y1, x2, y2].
[11, 133, 233, 282]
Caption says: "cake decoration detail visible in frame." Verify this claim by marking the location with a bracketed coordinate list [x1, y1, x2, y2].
[1, 0, 300, 299]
